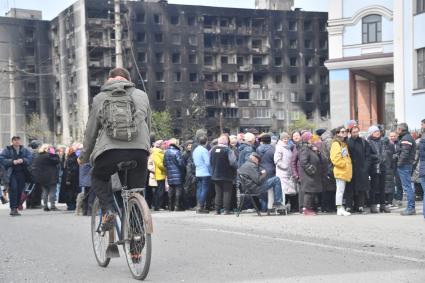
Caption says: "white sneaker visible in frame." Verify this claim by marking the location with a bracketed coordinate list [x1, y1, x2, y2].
[337, 207, 351, 216]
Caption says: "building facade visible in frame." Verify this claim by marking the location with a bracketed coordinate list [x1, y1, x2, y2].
[326, 0, 425, 130]
[0, 0, 329, 145]
[0, 9, 53, 148]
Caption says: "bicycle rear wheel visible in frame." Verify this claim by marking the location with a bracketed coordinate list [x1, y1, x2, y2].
[122, 194, 152, 280]
[91, 198, 111, 267]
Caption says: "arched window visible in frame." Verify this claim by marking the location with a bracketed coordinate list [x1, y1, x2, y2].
[362, 15, 382, 44]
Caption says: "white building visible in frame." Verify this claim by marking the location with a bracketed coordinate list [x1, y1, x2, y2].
[326, 0, 425, 130]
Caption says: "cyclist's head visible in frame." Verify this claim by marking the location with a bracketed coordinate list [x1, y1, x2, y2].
[109, 67, 131, 81]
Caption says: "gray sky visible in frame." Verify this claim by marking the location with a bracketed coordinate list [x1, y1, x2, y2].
[0, 0, 328, 20]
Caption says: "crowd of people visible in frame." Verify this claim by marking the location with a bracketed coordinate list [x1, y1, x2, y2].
[1, 119, 424, 219]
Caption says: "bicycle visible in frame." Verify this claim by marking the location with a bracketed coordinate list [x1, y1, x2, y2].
[91, 160, 153, 280]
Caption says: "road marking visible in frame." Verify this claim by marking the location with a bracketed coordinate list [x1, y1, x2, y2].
[202, 228, 425, 264]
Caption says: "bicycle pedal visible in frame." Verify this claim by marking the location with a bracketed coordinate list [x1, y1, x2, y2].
[106, 244, 120, 258]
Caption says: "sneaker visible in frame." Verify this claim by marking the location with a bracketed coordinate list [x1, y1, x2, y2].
[9, 209, 21, 216]
[400, 210, 416, 216]
[337, 207, 351, 216]
[303, 208, 317, 216]
[345, 207, 352, 213]
[382, 205, 391, 213]
[101, 210, 117, 231]
[358, 207, 365, 214]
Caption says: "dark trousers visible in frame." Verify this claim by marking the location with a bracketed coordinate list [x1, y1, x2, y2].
[303, 192, 318, 210]
[92, 149, 149, 211]
[26, 183, 42, 208]
[9, 172, 26, 209]
[370, 173, 385, 205]
[213, 180, 232, 212]
[168, 184, 184, 211]
[153, 180, 165, 210]
[82, 187, 96, 216]
[321, 191, 336, 211]
[394, 171, 403, 201]
[344, 185, 366, 209]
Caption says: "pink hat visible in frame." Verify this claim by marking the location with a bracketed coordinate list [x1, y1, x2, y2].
[301, 131, 313, 142]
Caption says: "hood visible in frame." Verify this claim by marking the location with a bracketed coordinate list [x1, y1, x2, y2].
[238, 143, 251, 152]
[320, 130, 333, 142]
[257, 144, 272, 156]
[101, 79, 135, 93]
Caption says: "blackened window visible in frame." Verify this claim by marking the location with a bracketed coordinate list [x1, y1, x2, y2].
[289, 20, 297, 31]
[136, 32, 145, 42]
[275, 57, 282, 66]
[304, 39, 312, 49]
[170, 15, 179, 25]
[305, 92, 313, 102]
[221, 74, 229, 82]
[305, 57, 313, 67]
[252, 56, 262, 65]
[418, 48, 425, 89]
[274, 38, 283, 48]
[155, 52, 164, 63]
[237, 56, 243, 65]
[221, 56, 229, 64]
[187, 16, 196, 26]
[304, 20, 312, 31]
[290, 75, 297, 84]
[154, 33, 163, 43]
[138, 52, 146, 63]
[156, 90, 164, 100]
[362, 15, 382, 43]
[290, 57, 297, 67]
[417, 0, 425, 14]
[189, 54, 197, 64]
[289, 39, 297, 49]
[320, 39, 328, 49]
[252, 39, 262, 48]
[305, 75, 313, 84]
[136, 12, 145, 23]
[237, 74, 245, 83]
[156, 72, 164, 81]
[204, 74, 214, 82]
[320, 75, 329, 85]
[174, 72, 181, 82]
[238, 91, 249, 100]
[172, 53, 181, 64]
[275, 74, 283, 84]
[189, 73, 198, 82]
[204, 55, 213, 65]
[154, 14, 162, 24]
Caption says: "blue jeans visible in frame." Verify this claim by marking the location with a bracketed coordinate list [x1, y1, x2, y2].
[196, 176, 210, 207]
[398, 165, 415, 211]
[257, 176, 283, 205]
[9, 172, 26, 209]
[420, 177, 425, 219]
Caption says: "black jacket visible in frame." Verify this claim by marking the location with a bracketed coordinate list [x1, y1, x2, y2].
[210, 145, 237, 182]
[347, 137, 371, 192]
[397, 130, 416, 166]
[368, 136, 385, 175]
[32, 152, 60, 185]
[237, 160, 267, 193]
[382, 138, 396, 193]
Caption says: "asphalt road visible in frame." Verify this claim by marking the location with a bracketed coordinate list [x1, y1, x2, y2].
[1, 204, 425, 283]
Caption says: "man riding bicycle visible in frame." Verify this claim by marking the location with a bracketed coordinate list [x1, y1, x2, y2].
[78, 67, 151, 230]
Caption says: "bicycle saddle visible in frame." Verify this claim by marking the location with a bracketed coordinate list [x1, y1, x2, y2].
[117, 160, 138, 171]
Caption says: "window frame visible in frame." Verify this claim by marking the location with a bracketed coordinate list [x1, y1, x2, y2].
[417, 48, 425, 89]
[362, 14, 382, 44]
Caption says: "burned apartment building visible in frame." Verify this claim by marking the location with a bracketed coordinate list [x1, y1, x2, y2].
[0, 9, 53, 148]
[1, 0, 329, 144]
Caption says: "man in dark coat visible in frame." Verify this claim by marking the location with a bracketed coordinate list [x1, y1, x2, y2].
[346, 126, 371, 213]
[382, 135, 397, 207]
[238, 153, 284, 209]
[164, 138, 186, 211]
[396, 123, 417, 215]
[32, 145, 60, 211]
[0, 136, 33, 216]
[26, 140, 42, 209]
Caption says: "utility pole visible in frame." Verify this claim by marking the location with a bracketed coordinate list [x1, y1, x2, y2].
[9, 57, 16, 136]
[114, 0, 123, 68]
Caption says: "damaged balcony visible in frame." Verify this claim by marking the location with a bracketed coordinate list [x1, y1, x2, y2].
[205, 90, 238, 108]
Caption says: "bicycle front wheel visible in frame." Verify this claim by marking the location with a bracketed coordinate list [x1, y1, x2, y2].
[91, 198, 111, 267]
[122, 194, 152, 280]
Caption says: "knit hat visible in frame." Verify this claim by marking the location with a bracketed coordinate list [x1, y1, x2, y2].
[315, 128, 326, 137]
[345, 120, 358, 130]
[301, 131, 313, 142]
[368, 126, 380, 137]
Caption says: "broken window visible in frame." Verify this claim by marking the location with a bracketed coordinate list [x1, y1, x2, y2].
[221, 74, 229, 82]
[252, 56, 262, 65]
[289, 20, 297, 31]
[306, 111, 313, 120]
[274, 21, 283, 31]
[154, 33, 163, 43]
[170, 15, 179, 25]
[138, 52, 146, 63]
[172, 53, 181, 64]
[320, 57, 326, 66]
[237, 74, 245, 83]
[154, 14, 162, 24]
[289, 39, 297, 49]
[253, 73, 264, 85]
[320, 39, 328, 49]
[156, 72, 164, 81]
[203, 16, 216, 28]
[136, 32, 145, 42]
[204, 74, 214, 82]
[237, 56, 244, 65]
[275, 57, 282, 66]
[304, 39, 312, 49]
[204, 35, 214, 48]
[290, 57, 297, 67]
[189, 73, 198, 82]
[275, 74, 283, 84]
[290, 75, 298, 84]
[236, 37, 244, 46]
[156, 90, 164, 100]
[220, 18, 229, 27]
[187, 15, 196, 26]
[274, 38, 283, 48]
[319, 20, 327, 31]
[252, 39, 262, 48]
[320, 75, 329, 85]
[136, 12, 145, 23]
[221, 56, 229, 64]
[305, 57, 313, 67]
[306, 92, 313, 102]
[320, 92, 329, 103]
[204, 55, 213, 65]
[174, 72, 181, 82]
[304, 20, 312, 31]
[305, 75, 313, 84]
[155, 52, 164, 63]
[189, 54, 197, 64]
[26, 82, 36, 92]
[238, 91, 249, 100]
